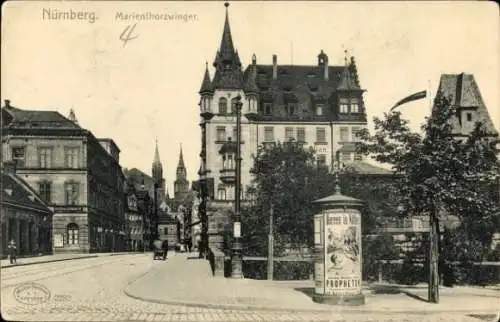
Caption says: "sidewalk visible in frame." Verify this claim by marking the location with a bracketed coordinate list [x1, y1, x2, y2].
[1, 251, 139, 268]
[125, 253, 499, 315]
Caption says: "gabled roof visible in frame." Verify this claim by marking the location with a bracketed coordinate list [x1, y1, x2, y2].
[1, 172, 52, 214]
[434, 73, 498, 136]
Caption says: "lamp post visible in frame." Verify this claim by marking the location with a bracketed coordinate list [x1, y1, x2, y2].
[231, 95, 243, 279]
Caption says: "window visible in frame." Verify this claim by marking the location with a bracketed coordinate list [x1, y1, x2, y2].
[352, 127, 361, 141]
[316, 127, 326, 143]
[354, 153, 363, 161]
[340, 103, 349, 113]
[316, 104, 324, 116]
[351, 102, 359, 113]
[65, 182, 79, 205]
[263, 103, 272, 115]
[297, 127, 306, 142]
[38, 147, 52, 168]
[231, 98, 239, 114]
[39, 181, 52, 203]
[317, 155, 327, 167]
[264, 127, 274, 142]
[65, 148, 79, 168]
[164, 227, 168, 235]
[467, 113, 473, 122]
[219, 97, 228, 114]
[12, 147, 25, 168]
[67, 223, 79, 245]
[286, 103, 296, 116]
[340, 127, 349, 141]
[216, 127, 226, 142]
[285, 127, 294, 141]
[217, 186, 227, 200]
[222, 153, 235, 170]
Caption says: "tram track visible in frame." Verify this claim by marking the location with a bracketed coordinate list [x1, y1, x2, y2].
[1, 255, 144, 288]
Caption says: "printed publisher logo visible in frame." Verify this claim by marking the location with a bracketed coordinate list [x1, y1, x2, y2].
[13, 283, 51, 305]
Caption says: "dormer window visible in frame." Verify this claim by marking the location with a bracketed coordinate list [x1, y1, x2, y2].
[263, 103, 272, 115]
[466, 112, 473, 122]
[286, 103, 296, 116]
[340, 104, 349, 113]
[316, 104, 324, 116]
[351, 102, 359, 113]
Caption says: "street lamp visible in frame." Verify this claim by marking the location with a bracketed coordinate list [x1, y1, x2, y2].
[231, 95, 243, 279]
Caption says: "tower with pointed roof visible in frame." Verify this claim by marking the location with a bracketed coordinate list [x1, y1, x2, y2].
[433, 73, 498, 138]
[152, 139, 166, 208]
[196, 3, 369, 251]
[174, 145, 190, 201]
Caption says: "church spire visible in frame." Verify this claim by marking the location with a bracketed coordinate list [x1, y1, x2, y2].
[153, 138, 161, 165]
[177, 144, 185, 169]
[152, 138, 163, 185]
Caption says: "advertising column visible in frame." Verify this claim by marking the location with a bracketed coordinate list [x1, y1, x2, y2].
[324, 209, 362, 297]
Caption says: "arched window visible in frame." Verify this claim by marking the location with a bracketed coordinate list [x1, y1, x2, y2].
[219, 98, 228, 114]
[67, 223, 79, 245]
[231, 98, 239, 114]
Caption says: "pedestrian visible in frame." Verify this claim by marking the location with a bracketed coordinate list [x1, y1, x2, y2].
[7, 239, 17, 264]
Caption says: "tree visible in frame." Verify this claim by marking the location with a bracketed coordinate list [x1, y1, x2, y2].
[356, 92, 500, 303]
[243, 141, 334, 255]
[242, 140, 403, 256]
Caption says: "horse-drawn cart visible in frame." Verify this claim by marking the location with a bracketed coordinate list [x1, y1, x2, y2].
[153, 239, 168, 260]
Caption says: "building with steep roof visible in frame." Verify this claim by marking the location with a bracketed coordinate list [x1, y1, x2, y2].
[1, 100, 126, 254]
[1, 161, 53, 257]
[196, 3, 370, 249]
[433, 73, 498, 138]
[174, 146, 189, 202]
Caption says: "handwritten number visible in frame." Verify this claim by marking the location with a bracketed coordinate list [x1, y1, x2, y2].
[120, 23, 139, 47]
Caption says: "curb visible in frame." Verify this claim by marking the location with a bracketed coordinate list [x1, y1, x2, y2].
[0, 252, 140, 269]
[123, 288, 500, 315]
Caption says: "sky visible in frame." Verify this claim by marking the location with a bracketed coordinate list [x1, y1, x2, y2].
[2, 1, 498, 193]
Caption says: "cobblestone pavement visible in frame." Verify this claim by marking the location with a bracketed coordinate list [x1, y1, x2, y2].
[1, 253, 496, 322]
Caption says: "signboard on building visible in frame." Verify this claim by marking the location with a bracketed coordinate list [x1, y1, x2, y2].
[54, 234, 64, 247]
[324, 210, 362, 296]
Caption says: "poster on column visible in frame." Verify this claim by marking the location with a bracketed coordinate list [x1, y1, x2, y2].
[324, 210, 362, 296]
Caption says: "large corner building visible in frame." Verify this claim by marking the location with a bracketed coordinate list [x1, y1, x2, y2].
[197, 4, 369, 250]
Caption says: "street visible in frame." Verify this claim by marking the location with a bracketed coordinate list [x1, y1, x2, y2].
[1, 253, 496, 322]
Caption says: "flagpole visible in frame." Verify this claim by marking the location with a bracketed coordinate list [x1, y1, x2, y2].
[428, 79, 432, 113]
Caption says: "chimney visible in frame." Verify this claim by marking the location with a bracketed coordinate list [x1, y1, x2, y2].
[318, 50, 329, 80]
[272, 54, 277, 80]
[3, 161, 17, 174]
[323, 54, 329, 80]
[4, 99, 11, 108]
[252, 53, 257, 65]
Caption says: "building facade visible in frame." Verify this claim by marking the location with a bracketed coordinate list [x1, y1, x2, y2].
[1, 100, 125, 253]
[197, 4, 369, 250]
[1, 161, 53, 257]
